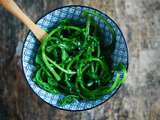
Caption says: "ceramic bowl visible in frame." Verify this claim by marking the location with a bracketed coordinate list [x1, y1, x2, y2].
[22, 5, 128, 111]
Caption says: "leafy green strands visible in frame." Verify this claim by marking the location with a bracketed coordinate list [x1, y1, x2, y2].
[58, 95, 79, 106]
[33, 10, 127, 106]
[46, 56, 76, 74]
[82, 10, 116, 54]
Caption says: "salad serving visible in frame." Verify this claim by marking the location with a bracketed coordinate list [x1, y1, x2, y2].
[33, 10, 127, 106]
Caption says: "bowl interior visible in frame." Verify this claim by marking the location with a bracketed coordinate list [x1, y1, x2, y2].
[22, 5, 128, 111]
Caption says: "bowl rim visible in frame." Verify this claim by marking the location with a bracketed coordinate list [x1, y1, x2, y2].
[21, 4, 129, 112]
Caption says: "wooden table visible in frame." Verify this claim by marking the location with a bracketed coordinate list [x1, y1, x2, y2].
[0, 0, 160, 120]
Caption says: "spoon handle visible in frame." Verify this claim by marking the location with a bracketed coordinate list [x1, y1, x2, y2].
[0, 0, 46, 41]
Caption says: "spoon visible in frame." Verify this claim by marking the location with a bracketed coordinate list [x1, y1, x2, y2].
[0, 0, 47, 41]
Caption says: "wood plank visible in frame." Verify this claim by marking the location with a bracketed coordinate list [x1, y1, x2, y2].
[0, 0, 160, 119]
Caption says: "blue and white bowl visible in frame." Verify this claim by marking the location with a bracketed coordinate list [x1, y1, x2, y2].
[22, 5, 129, 111]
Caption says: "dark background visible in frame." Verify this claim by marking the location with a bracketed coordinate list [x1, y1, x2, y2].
[0, 0, 160, 120]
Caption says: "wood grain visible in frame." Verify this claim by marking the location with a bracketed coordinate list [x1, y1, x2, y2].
[0, 0, 46, 41]
[0, 0, 160, 120]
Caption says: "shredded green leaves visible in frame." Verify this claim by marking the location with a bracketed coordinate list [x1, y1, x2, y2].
[33, 10, 127, 106]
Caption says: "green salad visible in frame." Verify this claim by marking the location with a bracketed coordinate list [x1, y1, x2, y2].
[33, 10, 127, 106]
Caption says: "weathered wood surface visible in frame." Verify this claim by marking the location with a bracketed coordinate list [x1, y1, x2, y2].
[0, 0, 160, 120]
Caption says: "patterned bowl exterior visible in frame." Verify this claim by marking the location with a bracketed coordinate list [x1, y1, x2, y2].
[22, 5, 128, 111]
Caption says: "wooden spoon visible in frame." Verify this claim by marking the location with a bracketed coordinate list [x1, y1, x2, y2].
[0, 0, 47, 41]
